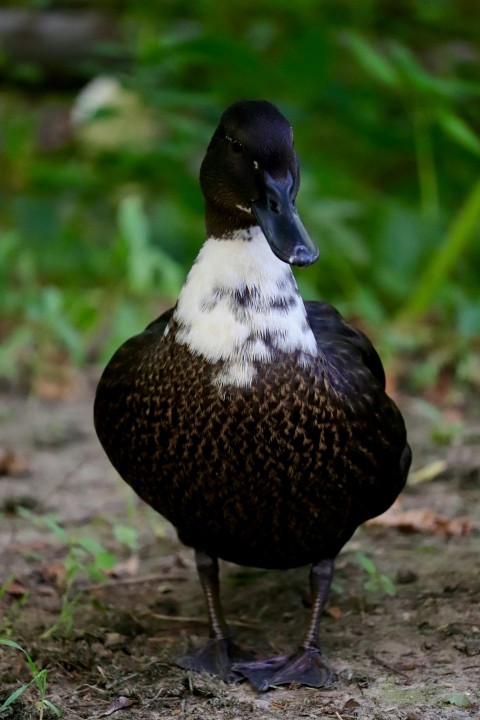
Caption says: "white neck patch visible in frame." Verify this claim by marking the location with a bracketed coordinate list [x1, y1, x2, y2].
[172, 226, 317, 387]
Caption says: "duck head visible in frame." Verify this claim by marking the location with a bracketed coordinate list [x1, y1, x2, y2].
[200, 100, 319, 267]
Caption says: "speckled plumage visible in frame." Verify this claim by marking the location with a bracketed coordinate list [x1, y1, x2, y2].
[94, 100, 411, 690]
[94, 309, 407, 569]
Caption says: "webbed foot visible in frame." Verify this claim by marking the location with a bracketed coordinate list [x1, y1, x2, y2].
[232, 646, 336, 691]
[175, 638, 255, 683]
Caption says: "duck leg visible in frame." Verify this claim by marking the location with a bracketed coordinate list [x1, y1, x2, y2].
[232, 558, 336, 691]
[175, 549, 254, 681]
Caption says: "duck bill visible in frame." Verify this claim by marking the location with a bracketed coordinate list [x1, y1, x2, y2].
[252, 173, 319, 267]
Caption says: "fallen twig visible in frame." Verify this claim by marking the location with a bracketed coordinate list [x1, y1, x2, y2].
[367, 650, 409, 677]
[150, 612, 259, 628]
[84, 572, 187, 591]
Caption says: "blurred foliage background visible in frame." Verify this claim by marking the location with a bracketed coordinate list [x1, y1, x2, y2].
[1, 0, 479, 393]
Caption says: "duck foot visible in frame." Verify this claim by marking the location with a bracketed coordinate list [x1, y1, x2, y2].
[232, 646, 336, 691]
[175, 638, 256, 683]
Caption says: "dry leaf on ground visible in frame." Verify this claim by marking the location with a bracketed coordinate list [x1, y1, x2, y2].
[0, 448, 30, 477]
[366, 506, 472, 536]
[100, 696, 136, 716]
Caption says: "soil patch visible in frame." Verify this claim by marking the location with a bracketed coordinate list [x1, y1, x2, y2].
[1, 372, 479, 719]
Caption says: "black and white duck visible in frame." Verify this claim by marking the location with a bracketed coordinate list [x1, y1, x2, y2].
[94, 100, 411, 691]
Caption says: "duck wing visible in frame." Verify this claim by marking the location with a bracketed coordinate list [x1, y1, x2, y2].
[304, 300, 386, 389]
[144, 307, 175, 334]
[305, 299, 411, 494]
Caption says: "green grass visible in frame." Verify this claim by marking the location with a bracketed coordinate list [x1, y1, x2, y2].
[357, 552, 396, 597]
[401, 177, 480, 319]
[0, 639, 61, 719]
[16, 509, 139, 638]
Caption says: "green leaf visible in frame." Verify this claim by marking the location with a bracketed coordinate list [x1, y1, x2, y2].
[43, 698, 63, 717]
[401, 177, 480, 318]
[0, 637, 25, 652]
[0, 576, 15, 601]
[444, 693, 472, 708]
[343, 33, 399, 89]
[32, 668, 47, 694]
[0, 682, 31, 710]
[24, 653, 40, 678]
[91, 550, 117, 571]
[0, 638, 38, 675]
[357, 552, 377, 576]
[117, 194, 153, 295]
[390, 43, 433, 94]
[380, 574, 397, 596]
[438, 111, 480, 157]
[41, 515, 69, 543]
[113, 524, 139, 552]
[77, 536, 106, 556]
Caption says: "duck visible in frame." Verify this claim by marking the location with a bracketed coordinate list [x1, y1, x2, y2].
[94, 99, 411, 692]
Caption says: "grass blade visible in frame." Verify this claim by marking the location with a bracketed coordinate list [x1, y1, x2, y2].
[0, 681, 32, 710]
[0, 637, 25, 652]
[43, 698, 63, 717]
[0, 575, 15, 601]
[399, 177, 480, 319]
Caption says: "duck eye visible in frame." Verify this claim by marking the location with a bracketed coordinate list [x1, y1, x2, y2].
[224, 134, 244, 154]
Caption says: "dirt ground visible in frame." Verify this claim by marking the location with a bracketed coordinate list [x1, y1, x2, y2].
[0, 368, 479, 719]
